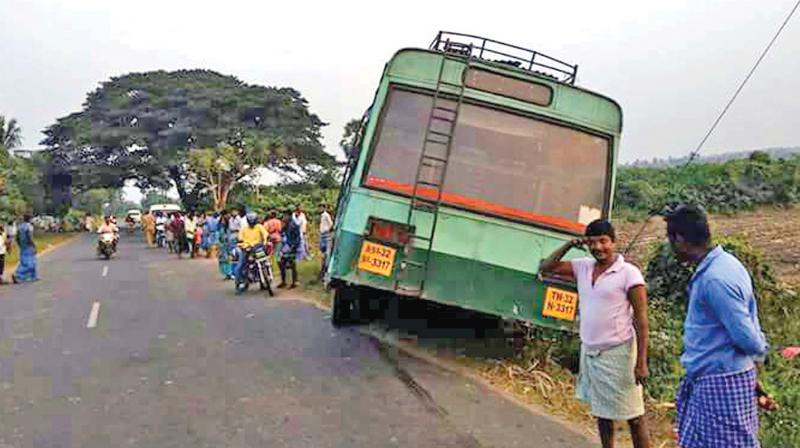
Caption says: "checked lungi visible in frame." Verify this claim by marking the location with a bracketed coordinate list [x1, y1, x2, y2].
[676, 368, 759, 448]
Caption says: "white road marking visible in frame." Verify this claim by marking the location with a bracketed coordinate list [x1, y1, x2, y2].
[102, 265, 109, 277]
[86, 302, 101, 329]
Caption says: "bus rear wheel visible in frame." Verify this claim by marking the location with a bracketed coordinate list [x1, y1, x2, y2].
[331, 286, 362, 327]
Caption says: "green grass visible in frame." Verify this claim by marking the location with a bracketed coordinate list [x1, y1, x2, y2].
[4, 232, 78, 267]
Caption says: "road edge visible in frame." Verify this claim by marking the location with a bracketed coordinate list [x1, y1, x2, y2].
[283, 290, 597, 444]
[2, 232, 81, 282]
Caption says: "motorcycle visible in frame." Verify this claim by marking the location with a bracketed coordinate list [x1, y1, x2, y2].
[98, 232, 116, 260]
[155, 224, 166, 248]
[235, 243, 274, 296]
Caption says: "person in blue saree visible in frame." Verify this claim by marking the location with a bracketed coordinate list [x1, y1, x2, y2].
[12, 214, 39, 283]
[217, 211, 235, 280]
[203, 212, 220, 258]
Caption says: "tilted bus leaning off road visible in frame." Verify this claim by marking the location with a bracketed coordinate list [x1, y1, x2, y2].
[325, 32, 623, 330]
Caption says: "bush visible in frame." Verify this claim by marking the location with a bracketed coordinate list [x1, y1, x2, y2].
[614, 155, 800, 215]
[230, 186, 339, 218]
[61, 208, 88, 232]
[645, 236, 800, 446]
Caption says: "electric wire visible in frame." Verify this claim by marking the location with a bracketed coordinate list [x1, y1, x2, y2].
[683, 0, 800, 167]
[623, 0, 800, 255]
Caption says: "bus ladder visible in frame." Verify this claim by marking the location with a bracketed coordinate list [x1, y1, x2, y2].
[396, 54, 469, 297]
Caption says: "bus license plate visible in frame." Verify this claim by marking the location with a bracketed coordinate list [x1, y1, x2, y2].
[357, 241, 397, 277]
[542, 287, 578, 321]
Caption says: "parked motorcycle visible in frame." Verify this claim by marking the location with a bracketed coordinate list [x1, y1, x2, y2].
[235, 243, 274, 296]
[98, 232, 116, 260]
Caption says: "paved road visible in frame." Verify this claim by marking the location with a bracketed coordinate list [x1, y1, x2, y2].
[0, 234, 593, 448]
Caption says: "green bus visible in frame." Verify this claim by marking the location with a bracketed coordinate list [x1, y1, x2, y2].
[325, 32, 622, 330]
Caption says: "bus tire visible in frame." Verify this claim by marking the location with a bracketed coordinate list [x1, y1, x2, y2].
[331, 286, 360, 327]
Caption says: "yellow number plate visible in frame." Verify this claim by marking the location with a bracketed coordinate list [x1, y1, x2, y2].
[357, 241, 397, 277]
[542, 287, 579, 321]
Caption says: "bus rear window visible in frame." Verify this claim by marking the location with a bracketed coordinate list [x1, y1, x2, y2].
[464, 69, 552, 106]
[365, 89, 609, 232]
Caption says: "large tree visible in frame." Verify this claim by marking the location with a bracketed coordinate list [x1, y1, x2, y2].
[43, 70, 333, 208]
[185, 138, 279, 210]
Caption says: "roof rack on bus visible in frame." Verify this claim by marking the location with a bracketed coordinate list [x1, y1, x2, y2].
[429, 31, 578, 85]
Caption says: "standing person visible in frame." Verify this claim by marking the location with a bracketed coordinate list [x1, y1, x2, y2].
[163, 213, 175, 252]
[265, 210, 283, 256]
[197, 212, 208, 256]
[184, 212, 197, 258]
[665, 205, 773, 448]
[170, 212, 187, 259]
[0, 224, 7, 284]
[217, 211, 235, 280]
[278, 209, 302, 289]
[5, 220, 17, 255]
[228, 209, 242, 235]
[238, 207, 249, 230]
[12, 214, 39, 284]
[318, 204, 334, 279]
[292, 205, 310, 260]
[204, 212, 220, 258]
[142, 210, 156, 247]
[540, 219, 650, 448]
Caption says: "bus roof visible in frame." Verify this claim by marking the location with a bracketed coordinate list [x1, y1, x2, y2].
[383, 48, 623, 135]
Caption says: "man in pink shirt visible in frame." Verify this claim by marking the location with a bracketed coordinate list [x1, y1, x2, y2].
[540, 219, 650, 448]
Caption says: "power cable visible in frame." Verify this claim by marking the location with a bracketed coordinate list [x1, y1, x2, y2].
[624, 0, 800, 255]
[683, 0, 800, 167]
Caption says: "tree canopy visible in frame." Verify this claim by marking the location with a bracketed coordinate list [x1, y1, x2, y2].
[1, 116, 45, 220]
[185, 138, 278, 210]
[0, 115, 22, 152]
[43, 69, 333, 209]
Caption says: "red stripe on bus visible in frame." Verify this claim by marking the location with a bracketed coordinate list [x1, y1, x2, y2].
[365, 176, 587, 234]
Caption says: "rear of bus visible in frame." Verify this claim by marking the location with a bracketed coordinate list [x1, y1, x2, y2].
[328, 42, 622, 330]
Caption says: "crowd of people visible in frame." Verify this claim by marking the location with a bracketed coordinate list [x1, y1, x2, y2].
[139, 204, 334, 290]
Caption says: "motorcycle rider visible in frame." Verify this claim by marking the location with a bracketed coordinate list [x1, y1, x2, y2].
[97, 216, 119, 253]
[155, 212, 168, 248]
[235, 212, 269, 286]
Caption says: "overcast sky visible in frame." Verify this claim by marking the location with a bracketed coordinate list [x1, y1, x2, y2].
[1, 0, 799, 165]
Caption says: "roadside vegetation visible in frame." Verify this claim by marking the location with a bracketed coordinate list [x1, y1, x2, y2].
[3, 232, 78, 267]
[614, 151, 800, 219]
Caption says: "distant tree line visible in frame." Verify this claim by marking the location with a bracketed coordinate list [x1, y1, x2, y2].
[615, 151, 800, 216]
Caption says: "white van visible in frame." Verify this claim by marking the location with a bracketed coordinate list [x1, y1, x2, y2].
[148, 204, 182, 215]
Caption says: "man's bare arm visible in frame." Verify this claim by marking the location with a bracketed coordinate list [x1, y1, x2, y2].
[539, 239, 585, 280]
[629, 285, 650, 385]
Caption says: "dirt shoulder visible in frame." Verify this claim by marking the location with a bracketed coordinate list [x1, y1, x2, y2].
[616, 206, 800, 289]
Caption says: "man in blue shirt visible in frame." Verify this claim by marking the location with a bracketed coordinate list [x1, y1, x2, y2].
[665, 205, 773, 448]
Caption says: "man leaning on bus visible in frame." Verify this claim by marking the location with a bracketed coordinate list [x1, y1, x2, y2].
[540, 219, 650, 448]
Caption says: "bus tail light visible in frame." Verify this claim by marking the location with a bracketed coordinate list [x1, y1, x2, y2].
[366, 218, 411, 246]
